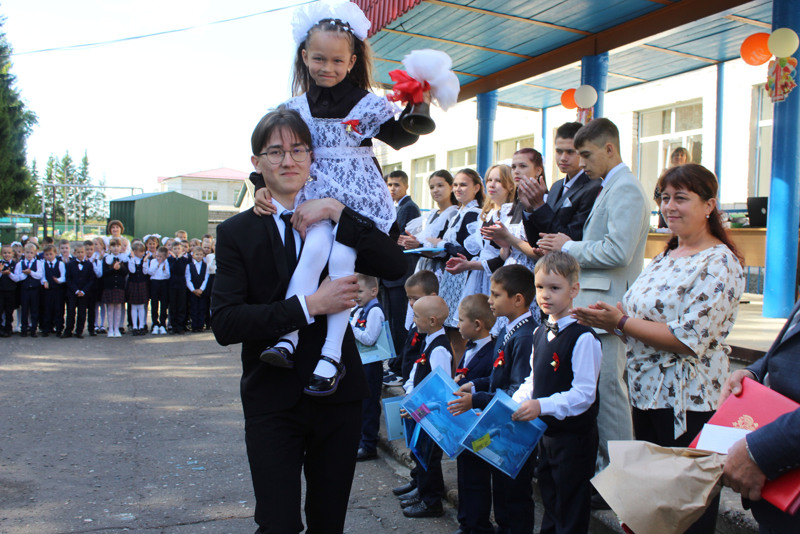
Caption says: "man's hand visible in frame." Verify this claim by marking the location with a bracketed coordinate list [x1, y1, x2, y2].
[253, 187, 277, 217]
[447, 391, 473, 416]
[720, 369, 758, 404]
[306, 274, 358, 317]
[291, 199, 344, 236]
[723, 438, 766, 501]
[537, 232, 570, 252]
[517, 175, 547, 210]
[512, 399, 541, 421]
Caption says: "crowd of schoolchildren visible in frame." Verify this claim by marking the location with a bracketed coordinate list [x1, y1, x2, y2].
[0, 221, 216, 339]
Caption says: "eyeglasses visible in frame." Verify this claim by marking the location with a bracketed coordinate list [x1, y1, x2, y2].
[258, 147, 311, 165]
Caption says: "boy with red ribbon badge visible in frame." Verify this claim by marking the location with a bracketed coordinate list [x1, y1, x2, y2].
[511, 252, 601, 534]
[399, 295, 452, 518]
[447, 264, 537, 533]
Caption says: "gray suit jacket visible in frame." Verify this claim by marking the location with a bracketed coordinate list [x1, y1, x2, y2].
[567, 164, 649, 319]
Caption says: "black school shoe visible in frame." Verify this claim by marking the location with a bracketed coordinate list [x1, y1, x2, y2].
[402, 500, 443, 518]
[259, 339, 296, 368]
[304, 357, 346, 397]
[392, 481, 417, 496]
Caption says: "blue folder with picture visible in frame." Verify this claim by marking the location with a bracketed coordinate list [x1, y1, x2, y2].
[459, 390, 547, 479]
[400, 367, 480, 458]
[356, 320, 396, 364]
[382, 395, 406, 441]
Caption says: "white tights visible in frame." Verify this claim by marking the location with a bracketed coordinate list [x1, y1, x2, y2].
[131, 304, 146, 329]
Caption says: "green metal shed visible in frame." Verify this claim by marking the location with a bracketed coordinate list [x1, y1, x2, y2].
[109, 191, 209, 239]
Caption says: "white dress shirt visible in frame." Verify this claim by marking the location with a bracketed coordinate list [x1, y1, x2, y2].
[404, 327, 452, 393]
[349, 299, 385, 346]
[185, 260, 209, 292]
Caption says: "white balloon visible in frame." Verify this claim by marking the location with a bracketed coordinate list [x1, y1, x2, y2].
[768, 28, 799, 58]
[574, 85, 598, 108]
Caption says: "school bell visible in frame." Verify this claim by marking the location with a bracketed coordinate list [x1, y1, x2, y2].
[400, 102, 436, 135]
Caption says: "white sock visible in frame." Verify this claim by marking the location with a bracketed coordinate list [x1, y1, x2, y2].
[315, 240, 357, 378]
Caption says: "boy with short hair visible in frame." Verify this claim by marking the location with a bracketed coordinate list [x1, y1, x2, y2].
[448, 264, 537, 534]
[39, 244, 66, 337]
[401, 295, 452, 519]
[350, 274, 385, 461]
[167, 241, 189, 334]
[185, 246, 209, 333]
[147, 246, 170, 334]
[453, 293, 497, 534]
[511, 252, 601, 534]
[64, 243, 94, 338]
[14, 243, 43, 337]
[0, 244, 17, 337]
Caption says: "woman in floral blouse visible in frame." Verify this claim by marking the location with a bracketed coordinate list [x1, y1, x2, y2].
[572, 163, 744, 533]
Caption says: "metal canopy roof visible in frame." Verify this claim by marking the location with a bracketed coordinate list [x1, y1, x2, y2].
[355, 0, 772, 110]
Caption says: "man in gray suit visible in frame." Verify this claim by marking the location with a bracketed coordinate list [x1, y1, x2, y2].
[538, 118, 650, 485]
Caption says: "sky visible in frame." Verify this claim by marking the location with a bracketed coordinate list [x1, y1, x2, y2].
[3, 0, 304, 199]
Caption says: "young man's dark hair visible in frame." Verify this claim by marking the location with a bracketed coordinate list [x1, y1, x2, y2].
[573, 117, 620, 152]
[555, 121, 583, 141]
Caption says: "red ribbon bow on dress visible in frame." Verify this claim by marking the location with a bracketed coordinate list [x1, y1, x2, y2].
[456, 367, 469, 376]
[493, 350, 505, 368]
[415, 353, 427, 365]
[342, 119, 362, 134]
[551, 352, 560, 372]
[387, 70, 430, 105]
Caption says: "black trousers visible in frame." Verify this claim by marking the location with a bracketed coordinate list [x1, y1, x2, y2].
[381, 284, 409, 369]
[492, 454, 535, 534]
[359, 361, 383, 452]
[0, 289, 16, 332]
[538, 427, 598, 534]
[150, 280, 168, 327]
[65, 295, 88, 335]
[19, 287, 40, 332]
[632, 407, 719, 534]
[188, 292, 207, 331]
[413, 432, 444, 507]
[457, 450, 495, 533]
[245, 398, 361, 534]
[168, 286, 187, 332]
[40, 287, 64, 333]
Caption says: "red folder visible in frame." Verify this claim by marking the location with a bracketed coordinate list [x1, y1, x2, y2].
[690, 377, 800, 514]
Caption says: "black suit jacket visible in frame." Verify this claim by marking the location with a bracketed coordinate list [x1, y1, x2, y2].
[211, 207, 406, 418]
[522, 171, 602, 241]
[385, 195, 422, 288]
[471, 321, 534, 410]
[456, 339, 495, 386]
[66, 260, 95, 296]
[745, 299, 800, 532]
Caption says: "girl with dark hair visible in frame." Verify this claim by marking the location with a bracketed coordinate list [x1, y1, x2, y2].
[572, 163, 744, 534]
[250, 2, 424, 396]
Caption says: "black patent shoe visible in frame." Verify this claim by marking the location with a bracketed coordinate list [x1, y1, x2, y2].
[304, 356, 346, 397]
[259, 339, 296, 368]
[392, 481, 417, 496]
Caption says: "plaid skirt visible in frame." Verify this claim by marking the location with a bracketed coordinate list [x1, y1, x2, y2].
[102, 288, 125, 305]
[126, 281, 149, 305]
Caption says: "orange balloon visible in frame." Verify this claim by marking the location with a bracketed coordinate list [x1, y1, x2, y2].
[741, 33, 772, 66]
[561, 88, 577, 109]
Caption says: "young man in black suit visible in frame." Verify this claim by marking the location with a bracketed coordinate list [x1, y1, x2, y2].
[211, 108, 405, 534]
[519, 121, 602, 241]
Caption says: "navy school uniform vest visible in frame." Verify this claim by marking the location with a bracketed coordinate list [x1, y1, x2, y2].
[189, 261, 207, 289]
[0, 260, 16, 291]
[401, 324, 426, 382]
[21, 260, 40, 290]
[411, 334, 452, 388]
[169, 256, 189, 289]
[354, 298, 383, 330]
[129, 259, 147, 283]
[43, 261, 61, 291]
[532, 322, 600, 434]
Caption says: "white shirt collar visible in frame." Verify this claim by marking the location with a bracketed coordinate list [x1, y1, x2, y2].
[422, 328, 446, 350]
[506, 311, 532, 332]
[602, 162, 626, 184]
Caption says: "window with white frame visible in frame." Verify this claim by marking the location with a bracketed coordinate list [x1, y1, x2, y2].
[749, 85, 773, 197]
[447, 146, 477, 175]
[382, 162, 402, 176]
[495, 135, 535, 164]
[637, 101, 703, 210]
[201, 190, 218, 201]
[412, 155, 436, 210]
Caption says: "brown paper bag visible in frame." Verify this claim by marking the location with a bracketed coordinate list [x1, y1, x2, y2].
[591, 441, 725, 534]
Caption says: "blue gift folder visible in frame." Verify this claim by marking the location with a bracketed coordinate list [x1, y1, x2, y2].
[382, 396, 406, 441]
[459, 390, 547, 479]
[356, 320, 396, 364]
[400, 367, 479, 458]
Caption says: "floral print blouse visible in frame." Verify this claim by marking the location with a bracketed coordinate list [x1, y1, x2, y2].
[622, 244, 745, 439]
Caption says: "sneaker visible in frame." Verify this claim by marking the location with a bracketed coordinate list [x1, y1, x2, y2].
[159, 326, 167, 335]
[382, 372, 403, 387]
[151, 326, 159, 335]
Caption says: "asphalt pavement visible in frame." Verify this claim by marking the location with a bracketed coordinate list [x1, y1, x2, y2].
[0, 332, 458, 534]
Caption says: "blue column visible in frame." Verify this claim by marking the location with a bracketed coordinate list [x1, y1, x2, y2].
[764, 0, 800, 317]
[580, 51, 609, 118]
[476, 90, 498, 178]
[541, 106, 548, 166]
[715, 62, 725, 186]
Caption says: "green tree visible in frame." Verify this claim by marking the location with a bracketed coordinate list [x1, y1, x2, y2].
[0, 15, 37, 213]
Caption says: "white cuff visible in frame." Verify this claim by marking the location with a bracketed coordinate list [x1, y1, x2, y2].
[561, 239, 575, 253]
[298, 295, 313, 325]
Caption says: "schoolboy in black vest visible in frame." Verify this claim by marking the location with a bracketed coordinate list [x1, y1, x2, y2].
[40, 244, 66, 337]
[398, 270, 438, 384]
[400, 296, 452, 519]
[349, 274, 385, 461]
[186, 246, 209, 333]
[65, 244, 95, 338]
[449, 264, 537, 534]
[512, 253, 602, 534]
[453, 294, 497, 534]
[0, 244, 17, 337]
[167, 241, 189, 334]
[15, 243, 43, 337]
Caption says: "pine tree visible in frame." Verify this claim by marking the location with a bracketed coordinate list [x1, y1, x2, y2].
[0, 15, 37, 213]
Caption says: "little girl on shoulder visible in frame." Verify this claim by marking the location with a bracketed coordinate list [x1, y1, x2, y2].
[252, 0, 425, 396]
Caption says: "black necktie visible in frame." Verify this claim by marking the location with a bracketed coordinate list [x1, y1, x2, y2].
[281, 212, 297, 273]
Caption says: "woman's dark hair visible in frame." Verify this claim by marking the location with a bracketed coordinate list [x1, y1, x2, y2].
[455, 168, 485, 207]
[429, 169, 457, 206]
[251, 107, 313, 155]
[513, 147, 547, 184]
[657, 163, 743, 263]
[292, 19, 374, 96]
